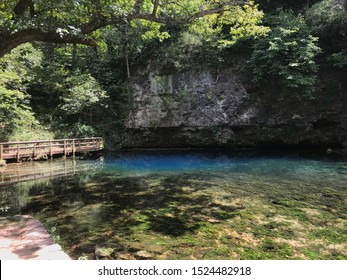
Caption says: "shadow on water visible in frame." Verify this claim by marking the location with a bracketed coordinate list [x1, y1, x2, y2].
[78, 173, 240, 233]
[1, 169, 244, 258]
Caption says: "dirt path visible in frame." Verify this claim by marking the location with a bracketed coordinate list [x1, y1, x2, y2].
[0, 215, 70, 260]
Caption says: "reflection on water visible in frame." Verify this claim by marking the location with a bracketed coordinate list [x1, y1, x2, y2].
[0, 150, 346, 260]
[0, 159, 103, 185]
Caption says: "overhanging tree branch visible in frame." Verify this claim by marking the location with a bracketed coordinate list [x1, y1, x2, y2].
[0, 0, 247, 58]
[152, 0, 160, 16]
[0, 29, 97, 58]
[81, 0, 245, 33]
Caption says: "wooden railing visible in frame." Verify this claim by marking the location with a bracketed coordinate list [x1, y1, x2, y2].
[0, 138, 103, 162]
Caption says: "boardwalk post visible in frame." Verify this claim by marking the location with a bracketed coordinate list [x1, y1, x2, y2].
[0, 144, 3, 160]
[72, 139, 75, 158]
[33, 142, 36, 158]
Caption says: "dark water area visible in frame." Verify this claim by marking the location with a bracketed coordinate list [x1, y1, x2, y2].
[1, 149, 346, 260]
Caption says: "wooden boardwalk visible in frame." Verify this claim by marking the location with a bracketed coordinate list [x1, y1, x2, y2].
[0, 215, 71, 260]
[0, 137, 103, 162]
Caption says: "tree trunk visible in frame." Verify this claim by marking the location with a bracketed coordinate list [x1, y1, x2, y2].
[124, 24, 131, 79]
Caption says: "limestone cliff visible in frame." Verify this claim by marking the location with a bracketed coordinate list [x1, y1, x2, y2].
[123, 64, 347, 148]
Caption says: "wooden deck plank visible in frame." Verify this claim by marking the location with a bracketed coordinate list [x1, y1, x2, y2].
[0, 215, 70, 260]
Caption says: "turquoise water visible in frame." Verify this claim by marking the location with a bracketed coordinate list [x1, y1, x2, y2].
[1, 149, 346, 259]
[105, 150, 347, 178]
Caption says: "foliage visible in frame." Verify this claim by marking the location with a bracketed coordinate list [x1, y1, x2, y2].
[217, 1, 270, 47]
[306, 0, 347, 59]
[144, 2, 269, 72]
[62, 123, 98, 138]
[306, 0, 347, 36]
[0, 75, 34, 141]
[328, 50, 347, 67]
[251, 12, 321, 98]
[130, 20, 170, 42]
[0, 44, 42, 141]
[9, 126, 54, 142]
[156, 30, 215, 71]
[60, 74, 109, 116]
[257, 0, 322, 12]
[188, 1, 269, 48]
[0, 0, 266, 58]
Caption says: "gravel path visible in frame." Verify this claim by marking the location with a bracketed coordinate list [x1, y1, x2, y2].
[0, 215, 70, 260]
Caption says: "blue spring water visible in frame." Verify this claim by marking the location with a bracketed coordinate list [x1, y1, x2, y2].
[101, 150, 347, 185]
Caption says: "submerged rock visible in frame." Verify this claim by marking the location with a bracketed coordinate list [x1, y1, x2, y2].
[115, 251, 133, 260]
[135, 250, 153, 259]
[94, 245, 115, 259]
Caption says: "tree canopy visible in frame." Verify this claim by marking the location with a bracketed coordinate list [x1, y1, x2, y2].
[0, 0, 254, 58]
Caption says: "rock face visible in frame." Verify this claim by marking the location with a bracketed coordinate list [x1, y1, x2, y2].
[123, 64, 347, 148]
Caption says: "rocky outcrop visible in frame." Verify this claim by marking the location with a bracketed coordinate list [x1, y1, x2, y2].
[123, 64, 347, 148]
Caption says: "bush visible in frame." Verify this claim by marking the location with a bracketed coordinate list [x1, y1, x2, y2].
[306, 0, 347, 36]
[328, 50, 347, 68]
[0, 44, 41, 141]
[9, 126, 54, 142]
[251, 12, 321, 98]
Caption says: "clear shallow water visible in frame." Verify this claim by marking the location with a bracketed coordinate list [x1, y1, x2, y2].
[1, 150, 347, 259]
[105, 150, 347, 179]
